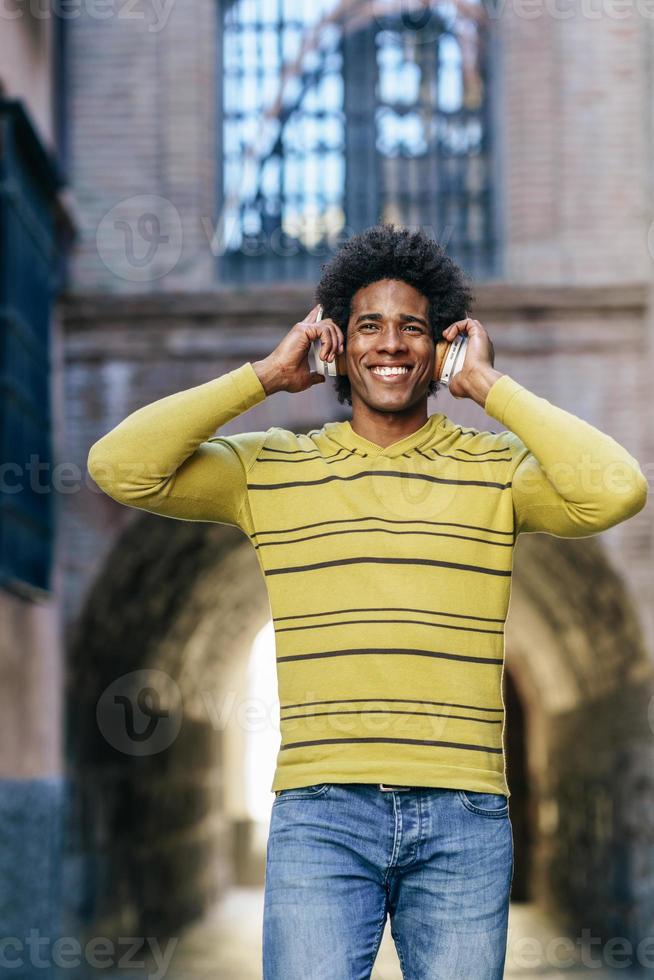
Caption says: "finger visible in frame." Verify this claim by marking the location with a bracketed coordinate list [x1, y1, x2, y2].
[320, 324, 337, 359]
[319, 327, 333, 360]
[321, 316, 345, 351]
[329, 322, 344, 351]
[445, 318, 474, 338]
[327, 325, 339, 359]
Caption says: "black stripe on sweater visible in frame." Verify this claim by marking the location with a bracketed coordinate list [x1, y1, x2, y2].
[265, 555, 512, 578]
[279, 736, 503, 754]
[281, 696, 504, 712]
[274, 605, 506, 624]
[248, 470, 512, 491]
[274, 617, 504, 636]
[257, 447, 359, 464]
[255, 526, 513, 551]
[276, 647, 504, 665]
[280, 708, 503, 725]
[251, 515, 514, 539]
[416, 447, 513, 463]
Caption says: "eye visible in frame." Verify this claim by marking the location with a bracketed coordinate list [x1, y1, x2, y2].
[359, 322, 422, 331]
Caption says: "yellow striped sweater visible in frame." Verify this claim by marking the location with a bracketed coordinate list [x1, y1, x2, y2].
[87, 362, 648, 797]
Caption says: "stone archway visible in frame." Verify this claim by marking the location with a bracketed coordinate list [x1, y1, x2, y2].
[504, 666, 532, 903]
[65, 511, 654, 949]
[65, 512, 271, 938]
[506, 531, 654, 946]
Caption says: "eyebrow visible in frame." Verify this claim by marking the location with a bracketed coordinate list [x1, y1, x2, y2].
[355, 312, 429, 327]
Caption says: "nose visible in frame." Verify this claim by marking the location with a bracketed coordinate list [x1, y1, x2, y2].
[376, 327, 409, 354]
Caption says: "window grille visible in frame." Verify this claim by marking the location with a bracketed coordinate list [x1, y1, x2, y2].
[217, 0, 497, 282]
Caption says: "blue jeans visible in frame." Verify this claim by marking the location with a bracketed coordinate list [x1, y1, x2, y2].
[263, 782, 514, 979]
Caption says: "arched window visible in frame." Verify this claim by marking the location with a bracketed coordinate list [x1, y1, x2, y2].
[217, 0, 497, 282]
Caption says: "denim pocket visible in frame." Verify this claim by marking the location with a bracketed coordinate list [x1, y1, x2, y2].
[273, 783, 332, 802]
[457, 789, 509, 817]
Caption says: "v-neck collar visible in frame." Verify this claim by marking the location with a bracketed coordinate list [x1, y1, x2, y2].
[323, 411, 449, 458]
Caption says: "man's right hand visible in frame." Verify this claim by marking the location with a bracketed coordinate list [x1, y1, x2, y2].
[252, 304, 345, 395]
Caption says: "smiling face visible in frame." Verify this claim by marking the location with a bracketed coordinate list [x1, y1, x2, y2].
[345, 278, 436, 418]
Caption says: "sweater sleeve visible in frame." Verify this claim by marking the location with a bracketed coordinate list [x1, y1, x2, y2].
[484, 374, 648, 538]
[86, 361, 268, 531]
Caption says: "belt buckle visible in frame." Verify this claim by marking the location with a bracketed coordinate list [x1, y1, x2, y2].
[379, 783, 412, 792]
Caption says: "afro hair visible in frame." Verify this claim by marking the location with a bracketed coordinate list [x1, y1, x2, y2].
[315, 223, 475, 406]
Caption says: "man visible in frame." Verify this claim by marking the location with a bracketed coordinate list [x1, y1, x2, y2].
[88, 224, 647, 979]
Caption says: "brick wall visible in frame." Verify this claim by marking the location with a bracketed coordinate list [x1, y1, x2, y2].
[502, 8, 652, 284]
[66, 0, 217, 292]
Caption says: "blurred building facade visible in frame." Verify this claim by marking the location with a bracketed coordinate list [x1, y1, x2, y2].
[0, 6, 76, 968]
[2, 0, 654, 970]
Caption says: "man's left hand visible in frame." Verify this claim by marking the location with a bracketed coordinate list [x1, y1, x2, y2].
[441, 317, 502, 404]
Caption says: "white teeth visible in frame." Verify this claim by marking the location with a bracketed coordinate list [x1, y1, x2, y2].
[370, 366, 410, 377]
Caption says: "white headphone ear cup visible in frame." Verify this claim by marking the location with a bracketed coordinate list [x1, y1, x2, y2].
[311, 338, 324, 375]
[311, 339, 338, 376]
[439, 335, 468, 386]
